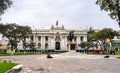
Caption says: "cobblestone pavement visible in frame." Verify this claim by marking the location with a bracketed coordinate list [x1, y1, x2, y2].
[0, 52, 120, 73]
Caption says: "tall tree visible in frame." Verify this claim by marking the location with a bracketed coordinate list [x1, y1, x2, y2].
[15, 25, 32, 49]
[87, 28, 118, 50]
[96, 0, 120, 27]
[88, 32, 100, 41]
[0, 23, 18, 50]
[0, 23, 32, 50]
[0, 0, 12, 16]
[99, 28, 118, 41]
[78, 42, 89, 49]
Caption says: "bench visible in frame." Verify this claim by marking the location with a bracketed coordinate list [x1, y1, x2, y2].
[12, 64, 23, 71]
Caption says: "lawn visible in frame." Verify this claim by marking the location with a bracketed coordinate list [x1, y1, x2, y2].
[0, 62, 18, 73]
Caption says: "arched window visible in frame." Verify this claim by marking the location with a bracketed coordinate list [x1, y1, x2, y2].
[38, 43, 41, 49]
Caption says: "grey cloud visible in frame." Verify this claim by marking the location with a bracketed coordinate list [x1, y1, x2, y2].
[1, 0, 119, 30]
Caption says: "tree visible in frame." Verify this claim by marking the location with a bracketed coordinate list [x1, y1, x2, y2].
[87, 28, 118, 50]
[99, 28, 117, 41]
[96, 0, 120, 27]
[0, 23, 32, 50]
[15, 25, 32, 49]
[0, 23, 17, 51]
[0, 0, 12, 16]
[99, 28, 118, 51]
[78, 42, 89, 49]
[0, 23, 4, 33]
[88, 28, 117, 42]
[88, 32, 100, 42]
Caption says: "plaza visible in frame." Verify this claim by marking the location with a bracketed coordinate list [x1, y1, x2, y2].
[1, 0, 120, 73]
[0, 52, 119, 73]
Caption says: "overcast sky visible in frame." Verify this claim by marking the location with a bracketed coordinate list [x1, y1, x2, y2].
[0, 0, 119, 30]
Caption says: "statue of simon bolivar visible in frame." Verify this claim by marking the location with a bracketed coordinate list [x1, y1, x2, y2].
[68, 30, 74, 42]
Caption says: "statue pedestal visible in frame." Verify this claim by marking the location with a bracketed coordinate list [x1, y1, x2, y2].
[68, 41, 76, 52]
[68, 41, 73, 52]
[68, 44, 71, 51]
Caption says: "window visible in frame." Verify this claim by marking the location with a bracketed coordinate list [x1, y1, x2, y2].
[74, 36, 77, 41]
[38, 43, 41, 48]
[80, 36, 84, 41]
[67, 36, 69, 41]
[45, 36, 48, 41]
[31, 36, 33, 41]
[45, 43, 48, 49]
[38, 36, 41, 41]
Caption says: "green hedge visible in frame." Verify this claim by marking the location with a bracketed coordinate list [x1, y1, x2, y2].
[86, 51, 109, 55]
[0, 52, 42, 56]
[14, 52, 42, 55]
[0, 53, 10, 56]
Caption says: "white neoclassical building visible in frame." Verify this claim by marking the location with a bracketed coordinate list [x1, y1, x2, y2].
[27, 25, 87, 51]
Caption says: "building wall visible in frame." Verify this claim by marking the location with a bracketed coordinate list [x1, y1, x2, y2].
[30, 26, 87, 51]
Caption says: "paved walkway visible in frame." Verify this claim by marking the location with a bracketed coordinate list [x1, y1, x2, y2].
[53, 52, 117, 59]
[0, 52, 120, 73]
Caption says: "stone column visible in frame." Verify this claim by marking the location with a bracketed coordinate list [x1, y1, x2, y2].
[84, 36, 87, 42]
[29, 37, 31, 42]
[41, 36, 45, 50]
[35, 35, 38, 48]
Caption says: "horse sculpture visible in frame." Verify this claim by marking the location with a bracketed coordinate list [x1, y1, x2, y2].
[68, 30, 74, 42]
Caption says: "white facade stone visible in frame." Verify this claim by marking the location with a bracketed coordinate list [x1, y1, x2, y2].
[29, 26, 87, 51]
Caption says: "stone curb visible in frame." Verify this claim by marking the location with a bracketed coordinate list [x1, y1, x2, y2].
[5, 69, 13, 73]
[5, 64, 23, 73]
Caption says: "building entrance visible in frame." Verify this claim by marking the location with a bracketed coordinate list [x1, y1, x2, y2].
[55, 42, 60, 50]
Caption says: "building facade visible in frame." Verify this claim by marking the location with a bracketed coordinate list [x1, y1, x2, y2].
[27, 25, 87, 51]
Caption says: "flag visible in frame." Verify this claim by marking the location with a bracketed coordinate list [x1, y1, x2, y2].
[56, 20, 58, 27]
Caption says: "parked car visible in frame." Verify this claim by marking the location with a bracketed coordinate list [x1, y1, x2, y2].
[94, 49, 104, 54]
